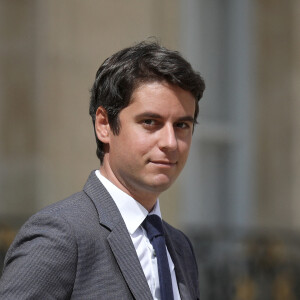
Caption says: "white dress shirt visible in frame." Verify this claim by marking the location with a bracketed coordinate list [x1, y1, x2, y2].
[95, 170, 181, 300]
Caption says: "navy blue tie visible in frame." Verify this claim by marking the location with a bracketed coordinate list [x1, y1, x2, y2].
[142, 215, 174, 300]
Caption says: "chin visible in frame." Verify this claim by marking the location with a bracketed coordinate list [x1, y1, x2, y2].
[147, 175, 176, 192]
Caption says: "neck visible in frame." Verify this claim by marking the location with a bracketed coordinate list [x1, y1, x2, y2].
[99, 165, 158, 212]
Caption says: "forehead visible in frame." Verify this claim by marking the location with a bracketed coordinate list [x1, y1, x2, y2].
[127, 81, 196, 114]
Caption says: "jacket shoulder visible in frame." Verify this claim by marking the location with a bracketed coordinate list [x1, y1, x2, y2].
[162, 220, 192, 246]
[0, 190, 100, 299]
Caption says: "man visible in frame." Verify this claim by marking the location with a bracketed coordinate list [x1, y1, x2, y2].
[0, 41, 205, 299]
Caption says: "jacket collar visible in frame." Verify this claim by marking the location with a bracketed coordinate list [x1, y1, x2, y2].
[83, 171, 153, 300]
[84, 171, 196, 300]
[164, 223, 196, 300]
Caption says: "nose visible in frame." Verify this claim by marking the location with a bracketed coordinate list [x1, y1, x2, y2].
[158, 124, 178, 151]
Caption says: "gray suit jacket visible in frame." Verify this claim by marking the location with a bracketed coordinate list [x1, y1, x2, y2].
[0, 171, 200, 299]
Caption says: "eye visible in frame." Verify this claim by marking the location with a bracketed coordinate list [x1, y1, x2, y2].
[142, 119, 156, 126]
[175, 122, 190, 129]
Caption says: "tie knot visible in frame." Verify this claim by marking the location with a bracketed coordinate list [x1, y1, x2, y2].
[142, 214, 164, 241]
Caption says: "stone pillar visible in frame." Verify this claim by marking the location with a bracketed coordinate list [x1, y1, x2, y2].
[290, 1, 300, 229]
[255, 0, 297, 229]
[0, 1, 37, 225]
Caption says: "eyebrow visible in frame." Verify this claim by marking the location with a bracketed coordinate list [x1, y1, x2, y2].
[177, 116, 196, 123]
[135, 112, 195, 123]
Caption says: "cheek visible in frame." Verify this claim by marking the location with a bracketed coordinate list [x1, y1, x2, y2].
[178, 139, 192, 158]
[128, 132, 155, 152]
[179, 135, 192, 150]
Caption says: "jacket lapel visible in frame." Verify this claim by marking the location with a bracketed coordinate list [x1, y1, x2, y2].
[83, 171, 153, 300]
[107, 223, 153, 300]
[164, 227, 194, 300]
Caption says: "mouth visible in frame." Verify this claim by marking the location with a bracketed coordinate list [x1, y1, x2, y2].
[149, 160, 177, 167]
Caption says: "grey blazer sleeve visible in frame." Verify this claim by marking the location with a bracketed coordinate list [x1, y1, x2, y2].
[0, 212, 77, 299]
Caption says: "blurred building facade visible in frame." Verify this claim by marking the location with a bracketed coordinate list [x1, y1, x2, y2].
[1, 0, 300, 297]
[0, 0, 182, 227]
[2, 0, 299, 232]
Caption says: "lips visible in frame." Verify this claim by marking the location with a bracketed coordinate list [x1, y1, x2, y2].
[150, 160, 177, 166]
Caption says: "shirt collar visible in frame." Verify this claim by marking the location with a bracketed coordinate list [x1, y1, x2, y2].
[95, 170, 162, 234]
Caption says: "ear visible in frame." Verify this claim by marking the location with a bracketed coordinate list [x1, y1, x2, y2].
[95, 107, 110, 144]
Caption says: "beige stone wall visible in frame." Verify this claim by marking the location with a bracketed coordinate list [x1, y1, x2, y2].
[0, 1, 37, 223]
[290, 1, 300, 228]
[2, 0, 300, 232]
[255, 0, 300, 230]
[0, 0, 181, 226]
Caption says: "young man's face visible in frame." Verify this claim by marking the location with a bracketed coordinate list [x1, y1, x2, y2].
[97, 81, 196, 209]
